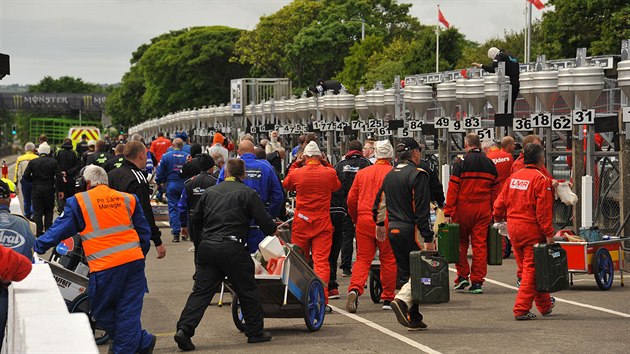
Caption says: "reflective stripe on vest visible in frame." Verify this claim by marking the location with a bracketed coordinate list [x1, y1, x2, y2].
[76, 186, 144, 272]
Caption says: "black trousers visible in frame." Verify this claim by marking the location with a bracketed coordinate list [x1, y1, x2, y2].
[32, 185, 55, 236]
[387, 223, 419, 285]
[339, 214, 356, 271]
[328, 212, 345, 290]
[177, 239, 264, 338]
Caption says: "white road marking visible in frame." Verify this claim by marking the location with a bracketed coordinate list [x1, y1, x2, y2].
[328, 304, 442, 354]
[448, 267, 630, 318]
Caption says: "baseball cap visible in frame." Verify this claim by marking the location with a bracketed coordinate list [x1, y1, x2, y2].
[176, 132, 189, 141]
[88, 140, 97, 147]
[0, 178, 16, 199]
[396, 138, 421, 152]
[198, 153, 215, 171]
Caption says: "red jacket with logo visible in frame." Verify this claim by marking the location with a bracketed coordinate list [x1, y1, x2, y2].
[493, 165, 555, 245]
[486, 149, 514, 190]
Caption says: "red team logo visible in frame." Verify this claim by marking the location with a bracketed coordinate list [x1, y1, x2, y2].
[510, 179, 530, 190]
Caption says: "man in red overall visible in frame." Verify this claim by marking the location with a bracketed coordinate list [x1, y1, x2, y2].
[493, 143, 555, 320]
[282, 141, 341, 302]
[510, 134, 554, 287]
[345, 140, 397, 313]
[445, 133, 500, 294]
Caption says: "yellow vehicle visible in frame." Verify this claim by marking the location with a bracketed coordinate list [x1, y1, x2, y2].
[68, 126, 100, 149]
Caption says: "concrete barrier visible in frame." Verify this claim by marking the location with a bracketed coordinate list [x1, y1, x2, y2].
[2, 264, 98, 354]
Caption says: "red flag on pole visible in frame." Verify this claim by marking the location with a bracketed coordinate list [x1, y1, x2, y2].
[438, 8, 450, 29]
[528, 0, 545, 10]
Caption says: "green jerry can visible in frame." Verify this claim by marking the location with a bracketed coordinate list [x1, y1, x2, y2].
[487, 225, 503, 265]
[436, 223, 459, 263]
[534, 243, 570, 293]
[410, 251, 450, 303]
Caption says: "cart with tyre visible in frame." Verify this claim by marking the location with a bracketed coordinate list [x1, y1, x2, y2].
[47, 235, 110, 345]
[230, 223, 326, 332]
[556, 237, 625, 290]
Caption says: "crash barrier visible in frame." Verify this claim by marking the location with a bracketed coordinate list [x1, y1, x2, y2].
[2, 264, 98, 354]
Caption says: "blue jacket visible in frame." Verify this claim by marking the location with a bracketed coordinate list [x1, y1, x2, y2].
[167, 144, 191, 154]
[218, 153, 284, 217]
[0, 207, 36, 261]
[34, 192, 151, 256]
[156, 149, 190, 184]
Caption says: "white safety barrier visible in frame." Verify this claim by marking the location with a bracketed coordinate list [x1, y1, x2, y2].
[2, 264, 98, 354]
[441, 164, 450, 195]
[581, 175, 593, 228]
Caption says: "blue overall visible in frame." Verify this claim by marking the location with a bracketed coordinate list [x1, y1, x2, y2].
[156, 149, 190, 236]
[218, 153, 284, 252]
[34, 195, 153, 354]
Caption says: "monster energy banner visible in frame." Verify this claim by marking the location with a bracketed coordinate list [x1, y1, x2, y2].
[0, 93, 107, 112]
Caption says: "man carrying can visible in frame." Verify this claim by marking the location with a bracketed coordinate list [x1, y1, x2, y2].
[493, 143, 556, 320]
[444, 133, 500, 294]
[373, 138, 434, 330]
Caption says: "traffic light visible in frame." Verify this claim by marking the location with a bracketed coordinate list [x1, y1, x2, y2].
[11, 125, 16, 135]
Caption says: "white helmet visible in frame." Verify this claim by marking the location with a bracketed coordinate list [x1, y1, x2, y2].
[487, 47, 500, 60]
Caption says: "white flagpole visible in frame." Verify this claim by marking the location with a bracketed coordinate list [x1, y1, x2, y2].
[526, 0, 532, 63]
[523, 0, 528, 62]
[436, 4, 440, 73]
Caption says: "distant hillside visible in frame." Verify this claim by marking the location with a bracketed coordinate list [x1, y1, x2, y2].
[0, 84, 29, 93]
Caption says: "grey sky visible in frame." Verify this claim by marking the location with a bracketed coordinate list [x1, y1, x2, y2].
[0, 0, 545, 85]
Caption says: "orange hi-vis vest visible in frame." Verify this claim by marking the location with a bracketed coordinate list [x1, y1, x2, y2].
[75, 185, 144, 272]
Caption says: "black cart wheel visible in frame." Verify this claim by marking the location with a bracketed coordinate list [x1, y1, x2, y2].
[69, 293, 110, 345]
[594, 248, 614, 290]
[231, 293, 246, 332]
[304, 279, 326, 332]
[368, 268, 382, 304]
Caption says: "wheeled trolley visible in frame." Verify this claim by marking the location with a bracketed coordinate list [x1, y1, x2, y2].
[231, 238, 326, 332]
[556, 237, 625, 290]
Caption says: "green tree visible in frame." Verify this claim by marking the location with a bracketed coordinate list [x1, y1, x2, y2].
[234, 0, 324, 79]
[234, 0, 421, 90]
[538, 0, 630, 58]
[335, 35, 385, 93]
[28, 76, 111, 94]
[106, 26, 250, 126]
[338, 26, 470, 92]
